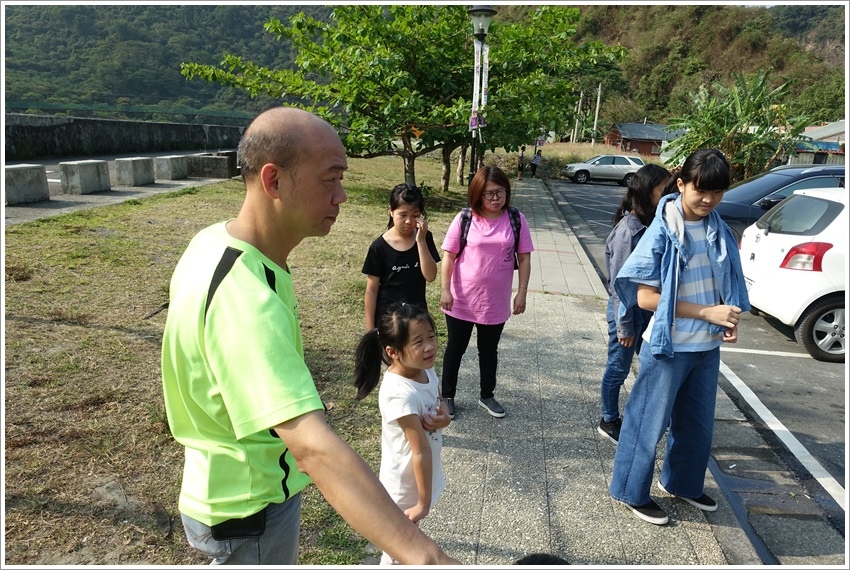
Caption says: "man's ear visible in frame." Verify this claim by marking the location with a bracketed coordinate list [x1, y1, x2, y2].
[260, 163, 283, 199]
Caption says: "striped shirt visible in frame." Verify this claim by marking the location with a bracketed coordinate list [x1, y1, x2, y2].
[642, 220, 723, 352]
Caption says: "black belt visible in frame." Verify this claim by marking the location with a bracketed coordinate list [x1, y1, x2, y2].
[210, 506, 266, 540]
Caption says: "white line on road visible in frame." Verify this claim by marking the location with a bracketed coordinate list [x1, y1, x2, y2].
[720, 346, 811, 358]
[719, 361, 845, 510]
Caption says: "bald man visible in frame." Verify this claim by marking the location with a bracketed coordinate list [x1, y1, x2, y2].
[161, 107, 458, 565]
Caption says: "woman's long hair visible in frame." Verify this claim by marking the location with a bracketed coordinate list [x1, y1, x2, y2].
[612, 164, 671, 227]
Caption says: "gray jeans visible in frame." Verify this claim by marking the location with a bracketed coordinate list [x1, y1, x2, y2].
[181, 493, 302, 565]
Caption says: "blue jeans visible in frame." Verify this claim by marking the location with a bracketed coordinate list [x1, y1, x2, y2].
[609, 346, 719, 506]
[600, 298, 650, 422]
[181, 493, 302, 565]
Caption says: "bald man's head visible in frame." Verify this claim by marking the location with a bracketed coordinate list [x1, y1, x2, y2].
[238, 107, 338, 183]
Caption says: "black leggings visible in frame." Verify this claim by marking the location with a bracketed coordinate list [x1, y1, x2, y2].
[441, 313, 506, 400]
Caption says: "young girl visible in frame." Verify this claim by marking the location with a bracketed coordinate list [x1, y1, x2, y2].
[354, 302, 451, 565]
[609, 148, 749, 525]
[362, 183, 441, 331]
[597, 164, 672, 444]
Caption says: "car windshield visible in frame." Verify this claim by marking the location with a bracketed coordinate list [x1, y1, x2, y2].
[756, 194, 844, 237]
[724, 171, 798, 203]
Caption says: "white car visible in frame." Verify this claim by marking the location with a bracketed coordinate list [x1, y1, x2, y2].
[739, 187, 846, 362]
[561, 154, 645, 186]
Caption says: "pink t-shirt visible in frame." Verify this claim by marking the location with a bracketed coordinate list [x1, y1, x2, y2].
[441, 208, 534, 324]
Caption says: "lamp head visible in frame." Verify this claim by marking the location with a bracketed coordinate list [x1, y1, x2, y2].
[468, 5, 497, 42]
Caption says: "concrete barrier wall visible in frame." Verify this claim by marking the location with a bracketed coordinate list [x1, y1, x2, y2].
[5, 114, 246, 161]
[5, 164, 50, 205]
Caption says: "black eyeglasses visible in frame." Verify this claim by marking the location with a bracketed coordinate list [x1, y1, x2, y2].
[483, 190, 506, 200]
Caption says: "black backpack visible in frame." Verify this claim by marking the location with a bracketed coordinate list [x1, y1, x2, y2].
[457, 206, 522, 270]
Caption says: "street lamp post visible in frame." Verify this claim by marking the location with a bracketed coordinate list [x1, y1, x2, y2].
[467, 5, 497, 185]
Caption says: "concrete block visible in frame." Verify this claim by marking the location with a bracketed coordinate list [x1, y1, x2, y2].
[155, 155, 188, 180]
[5, 164, 50, 205]
[186, 153, 239, 179]
[59, 160, 111, 194]
[215, 150, 239, 176]
[114, 157, 154, 186]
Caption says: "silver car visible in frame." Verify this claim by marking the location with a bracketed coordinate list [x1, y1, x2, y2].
[561, 154, 646, 186]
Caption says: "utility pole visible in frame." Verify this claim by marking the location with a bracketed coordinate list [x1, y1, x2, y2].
[591, 82, 602, 147]
[572, 90, 584, 143]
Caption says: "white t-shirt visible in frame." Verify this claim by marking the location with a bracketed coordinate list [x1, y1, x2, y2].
[378, 368, 446, 511]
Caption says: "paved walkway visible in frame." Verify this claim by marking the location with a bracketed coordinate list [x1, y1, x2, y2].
[363, 178, 759, 565]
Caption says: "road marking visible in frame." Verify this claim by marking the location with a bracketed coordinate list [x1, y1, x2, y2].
[719, 361, 845, 510]
[720, 347, 810, 358]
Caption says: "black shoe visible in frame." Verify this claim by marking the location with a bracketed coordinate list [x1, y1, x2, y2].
[478, 397, 506, 418]
[444, 398, 456, 419]
[623, 499, 669, 525]
[657, 481, 718, 512]
[597, 416, 622, 444]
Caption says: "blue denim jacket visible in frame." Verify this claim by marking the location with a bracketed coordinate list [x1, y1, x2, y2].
[613, 193, 750, 359]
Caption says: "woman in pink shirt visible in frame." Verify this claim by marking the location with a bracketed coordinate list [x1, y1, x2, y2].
[439, 166, 534, 419]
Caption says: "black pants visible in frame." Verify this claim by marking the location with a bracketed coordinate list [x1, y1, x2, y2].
[441, 313, 506, 400]
[530, 163, 538, 178]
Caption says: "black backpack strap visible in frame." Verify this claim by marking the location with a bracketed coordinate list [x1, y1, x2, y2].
[507, 206, 521, 270]
[457, 207, 473, 258]
[507, 206, 521, 254]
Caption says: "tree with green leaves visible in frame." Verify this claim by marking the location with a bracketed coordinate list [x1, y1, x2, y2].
[664, 69, 810, 182]
[180, 5, 623, 190]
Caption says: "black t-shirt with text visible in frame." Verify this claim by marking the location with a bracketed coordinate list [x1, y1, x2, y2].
[362, 231, 441, 325]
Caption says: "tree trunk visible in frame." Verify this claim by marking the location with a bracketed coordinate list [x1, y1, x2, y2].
[403, 155, 416, 186]
[440, 145, 452, 193]
[400, 135, 416, 186]
[456, 144, 468, 185]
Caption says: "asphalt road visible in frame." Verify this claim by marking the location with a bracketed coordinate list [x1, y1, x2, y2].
[547, 177, 846, 534]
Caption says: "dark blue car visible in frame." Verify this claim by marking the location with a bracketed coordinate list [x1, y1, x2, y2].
[717, 164, 845, 243]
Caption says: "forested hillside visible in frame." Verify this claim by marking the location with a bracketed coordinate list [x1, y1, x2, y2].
[3, 4, 331, 123]
[571, 4, 845, 128]
[3, 4, 844, 127]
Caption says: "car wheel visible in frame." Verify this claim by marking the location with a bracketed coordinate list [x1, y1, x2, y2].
[574, 171, 589, 184]
[622, 174, 634, 187]
[794, 297, 845, 363]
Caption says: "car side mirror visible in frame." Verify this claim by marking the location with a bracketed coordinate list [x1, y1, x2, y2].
[759, 198, 783, 210]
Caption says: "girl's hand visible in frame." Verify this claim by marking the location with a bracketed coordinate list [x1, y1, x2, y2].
[704, 304, 742, 328]
[618, 336, 635, 348]
[415, 217, 428, 242]
[404, 503, 429, 524]
[440, 290, 453, 312]
[421, 404, 451, 431]
[512, 289, 527, 315]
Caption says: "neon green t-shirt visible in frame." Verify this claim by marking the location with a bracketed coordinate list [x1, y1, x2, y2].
[161, 222, 324, 526]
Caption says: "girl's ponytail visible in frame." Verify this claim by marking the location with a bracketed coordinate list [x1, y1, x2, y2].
[354, 328, 383, 401]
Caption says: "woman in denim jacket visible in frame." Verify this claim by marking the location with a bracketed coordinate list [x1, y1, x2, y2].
[608, 148, 750, 525]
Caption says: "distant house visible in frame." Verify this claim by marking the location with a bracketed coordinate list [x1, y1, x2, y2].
[604, 122, 686, 156]
[789, 120, 845, 165]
